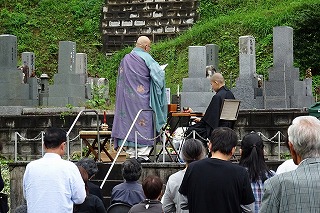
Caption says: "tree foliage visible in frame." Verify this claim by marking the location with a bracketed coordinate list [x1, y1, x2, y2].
[1, 0, 320, 105]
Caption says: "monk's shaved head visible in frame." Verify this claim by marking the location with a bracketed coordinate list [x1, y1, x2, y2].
[136, 36, 151, 52]
[211, 73, 225, 84]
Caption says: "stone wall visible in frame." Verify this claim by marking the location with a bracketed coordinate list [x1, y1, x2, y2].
[0, 109, 308, 161]
[0, 113, 114, 161]
[101, 0, 199, 52]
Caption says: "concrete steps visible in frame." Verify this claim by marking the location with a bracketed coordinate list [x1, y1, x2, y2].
[93, 162, 123, 209]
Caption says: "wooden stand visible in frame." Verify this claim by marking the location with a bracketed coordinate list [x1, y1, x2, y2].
[79, 130, 114, 162]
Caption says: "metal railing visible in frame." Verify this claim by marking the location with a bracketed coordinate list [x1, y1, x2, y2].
[66, 109, 100, 160]
[100, 109, 156, 189]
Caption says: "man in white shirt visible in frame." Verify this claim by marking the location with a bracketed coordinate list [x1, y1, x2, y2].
[23, 128, 86, 213]
[276, 159, 298, 174]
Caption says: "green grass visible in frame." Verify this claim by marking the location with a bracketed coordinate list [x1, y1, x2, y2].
[1, 0, 320, 106]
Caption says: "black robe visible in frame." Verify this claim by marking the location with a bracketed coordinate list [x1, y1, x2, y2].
[185, 86, 235, 143]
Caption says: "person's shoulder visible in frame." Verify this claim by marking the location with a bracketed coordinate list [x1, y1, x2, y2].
[112, 182, 124, 189]
[276, 159, 298, 174]
[88, 194, 102, 202]
[112, 182, 127, 191]
[26, 158, 43, 168]
[229, 162, 247, 171]
[265, 170, 294, 185]
[88, 181, 100, 189]
[171, 169, 185, 177]
[128, 203, 144, 212]
[168, 170, 185, 182]
[188, 158, 208, 167]
[223, 161, 249, 175]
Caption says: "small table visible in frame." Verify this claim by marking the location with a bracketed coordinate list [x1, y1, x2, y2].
[79, 130, 113, 162]
[157, 112, 203, 162]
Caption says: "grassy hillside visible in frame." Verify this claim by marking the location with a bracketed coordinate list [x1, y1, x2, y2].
[1, 0, 320, 107]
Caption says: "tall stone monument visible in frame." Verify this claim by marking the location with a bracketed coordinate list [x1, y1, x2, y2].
[232, 36, 263, 109]
[180, 44, 218, 112]
[0, 35, 38, 108]
[264, 26, 314, 108]
[46, 41, 89, 107]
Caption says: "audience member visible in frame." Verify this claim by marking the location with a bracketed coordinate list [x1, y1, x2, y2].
[275, 159, 298, 174]
[276, 139, 298, 174]
[185, 73, 235, 146]
[0, 141, 4, 192]
[73, 166, 106, 213]
[128, 175, 163, 213]
[162, 138, 206, 213]
[260, 116, 320, 212]
[239, 132, 275, 213]
[112, 35, 167, 161]
[179, 127, 254, 213]
[0, 141, 8, 213]
[111, 158, 145, 206]
[76, 158, 103, 201]
[23, 127, 86, 213]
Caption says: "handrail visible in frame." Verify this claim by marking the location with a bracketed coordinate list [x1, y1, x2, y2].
[100, 109, 156, 189]
[66, 109, 100, 160]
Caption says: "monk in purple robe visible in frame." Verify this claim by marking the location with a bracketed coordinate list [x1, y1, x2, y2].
[111, 36, 167, 161]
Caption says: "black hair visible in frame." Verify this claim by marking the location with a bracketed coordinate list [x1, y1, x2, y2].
[122, 158, 142, 181]
[209, 127, 237, 155]
[239, 132, 272, 182]
[43, 127, 66, 149]
[142, 175, 163, 200]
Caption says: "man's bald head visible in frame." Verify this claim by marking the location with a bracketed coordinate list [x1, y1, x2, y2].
[136, 36, 151, 52]
[211, 73, 225, 84]
[210, 73, 225, 92]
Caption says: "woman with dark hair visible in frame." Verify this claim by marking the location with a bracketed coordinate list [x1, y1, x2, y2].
[162, 138, 206, 213]
[73, 166, 106, 213]
[128, 175, 163, 213]
[239, 132, 275, 213]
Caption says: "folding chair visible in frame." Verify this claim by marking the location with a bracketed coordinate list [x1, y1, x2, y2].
[106, 202, 132, 213]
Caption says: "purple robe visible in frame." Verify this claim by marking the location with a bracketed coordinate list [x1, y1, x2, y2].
[112, 52, 155, 148]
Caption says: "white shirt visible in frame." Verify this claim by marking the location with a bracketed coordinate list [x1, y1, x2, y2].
[276, 159, 298, 174]
[23, 153, 86, 213]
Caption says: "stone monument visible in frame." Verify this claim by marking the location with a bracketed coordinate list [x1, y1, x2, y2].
[263, 26, 314, 109]
[46, 41, 89, 107]
[232, 36, 263, 109]
[233, 26, 314, 109]
[0, 35, 38, 110]
[180, 44, 219, 112]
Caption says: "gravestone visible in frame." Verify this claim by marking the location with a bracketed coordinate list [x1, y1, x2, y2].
[232, 36, 263, 109]
[22, 52, 39, 101]
[206, 44, 219, 70]
[264, 26, 314, 108]
[180, 45, 217, 112]
[46, 41, 89, 107]
[76, 53, 87, 84]
[22, 52, 35, 78]
[0, 35, 38, 107]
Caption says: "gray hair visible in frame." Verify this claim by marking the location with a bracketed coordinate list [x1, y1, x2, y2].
[122, 158, 142, 181]
[288, 116, 320, 159]
[76, 158, 98, 178]
[181, 138, 206, 164]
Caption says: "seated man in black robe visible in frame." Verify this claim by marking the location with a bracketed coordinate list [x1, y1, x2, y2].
[185, 73, 235, 146]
